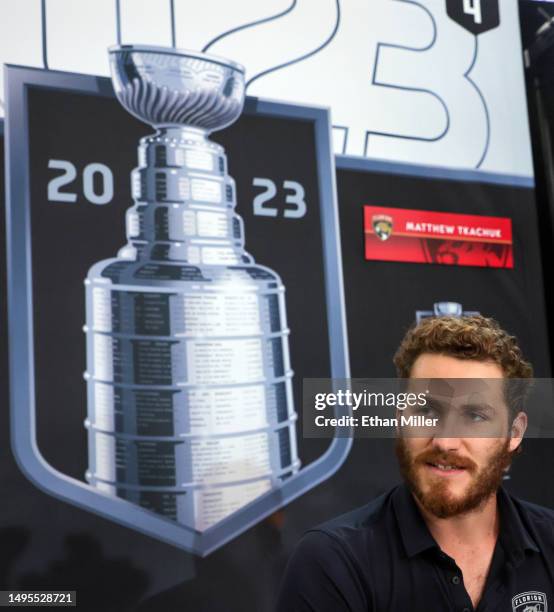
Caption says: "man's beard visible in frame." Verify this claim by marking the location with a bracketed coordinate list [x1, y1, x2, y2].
[395, 438, 514, 518]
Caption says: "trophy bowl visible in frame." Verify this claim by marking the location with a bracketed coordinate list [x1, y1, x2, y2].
[109, 44, 246, 132]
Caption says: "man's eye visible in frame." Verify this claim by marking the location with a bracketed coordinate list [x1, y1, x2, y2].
[416, 405, 438, 417]
[468, 412, 488, 423]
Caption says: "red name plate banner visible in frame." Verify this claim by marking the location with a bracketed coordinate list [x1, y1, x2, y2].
[364, 206, 513, 269]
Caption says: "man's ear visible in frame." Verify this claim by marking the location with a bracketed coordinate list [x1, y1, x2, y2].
[508, 411, 528, 453]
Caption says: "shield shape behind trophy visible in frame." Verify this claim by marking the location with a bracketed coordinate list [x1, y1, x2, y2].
[5, 45, 351, 555]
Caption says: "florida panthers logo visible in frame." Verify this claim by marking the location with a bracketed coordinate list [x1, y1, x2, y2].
[372, 214, 393, 241]
[512, 591, 547, 612]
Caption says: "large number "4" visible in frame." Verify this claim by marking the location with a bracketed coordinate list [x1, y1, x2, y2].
[446, 0, 499, 35]
[463, 0, 481, 25]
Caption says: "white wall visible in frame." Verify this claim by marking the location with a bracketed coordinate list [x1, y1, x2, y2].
[0, 0, 533, 177]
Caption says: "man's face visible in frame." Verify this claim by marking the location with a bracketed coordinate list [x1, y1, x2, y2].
[396, 353, 524, 518]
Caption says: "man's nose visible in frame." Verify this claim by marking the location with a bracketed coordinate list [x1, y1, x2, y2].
[431, 436, 461, 452]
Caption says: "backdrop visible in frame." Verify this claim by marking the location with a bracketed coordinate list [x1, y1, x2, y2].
[1, 2, 552, 611]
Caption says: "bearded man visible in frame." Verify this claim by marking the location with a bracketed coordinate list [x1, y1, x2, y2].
[276, 316, 554, 612]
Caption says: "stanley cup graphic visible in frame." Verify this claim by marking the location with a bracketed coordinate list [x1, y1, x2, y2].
[84, 45, 299, 531]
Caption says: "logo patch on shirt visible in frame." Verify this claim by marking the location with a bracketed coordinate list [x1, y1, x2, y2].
[512, 591, 548, 612]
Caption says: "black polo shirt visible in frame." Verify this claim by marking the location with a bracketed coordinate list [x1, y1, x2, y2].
[276, 485, 554, 611]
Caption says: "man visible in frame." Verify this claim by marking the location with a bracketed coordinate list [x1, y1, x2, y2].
[276, 315, 554, 612]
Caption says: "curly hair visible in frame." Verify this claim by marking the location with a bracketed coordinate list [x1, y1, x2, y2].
[394, 315, 533, 378]
[393, 315, 533, 422]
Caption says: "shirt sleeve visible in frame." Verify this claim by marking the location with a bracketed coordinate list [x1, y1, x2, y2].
[275, 530, 371, 612]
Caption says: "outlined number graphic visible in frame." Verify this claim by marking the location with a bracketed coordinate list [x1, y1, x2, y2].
[252, 178, 307, 218]
[446, 0, 500, 35]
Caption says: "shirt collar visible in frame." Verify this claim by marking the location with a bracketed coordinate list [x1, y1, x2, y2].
[392, 484, 439, 558]
[392, 484, 540, 562]
[496, 486, 540, 564]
